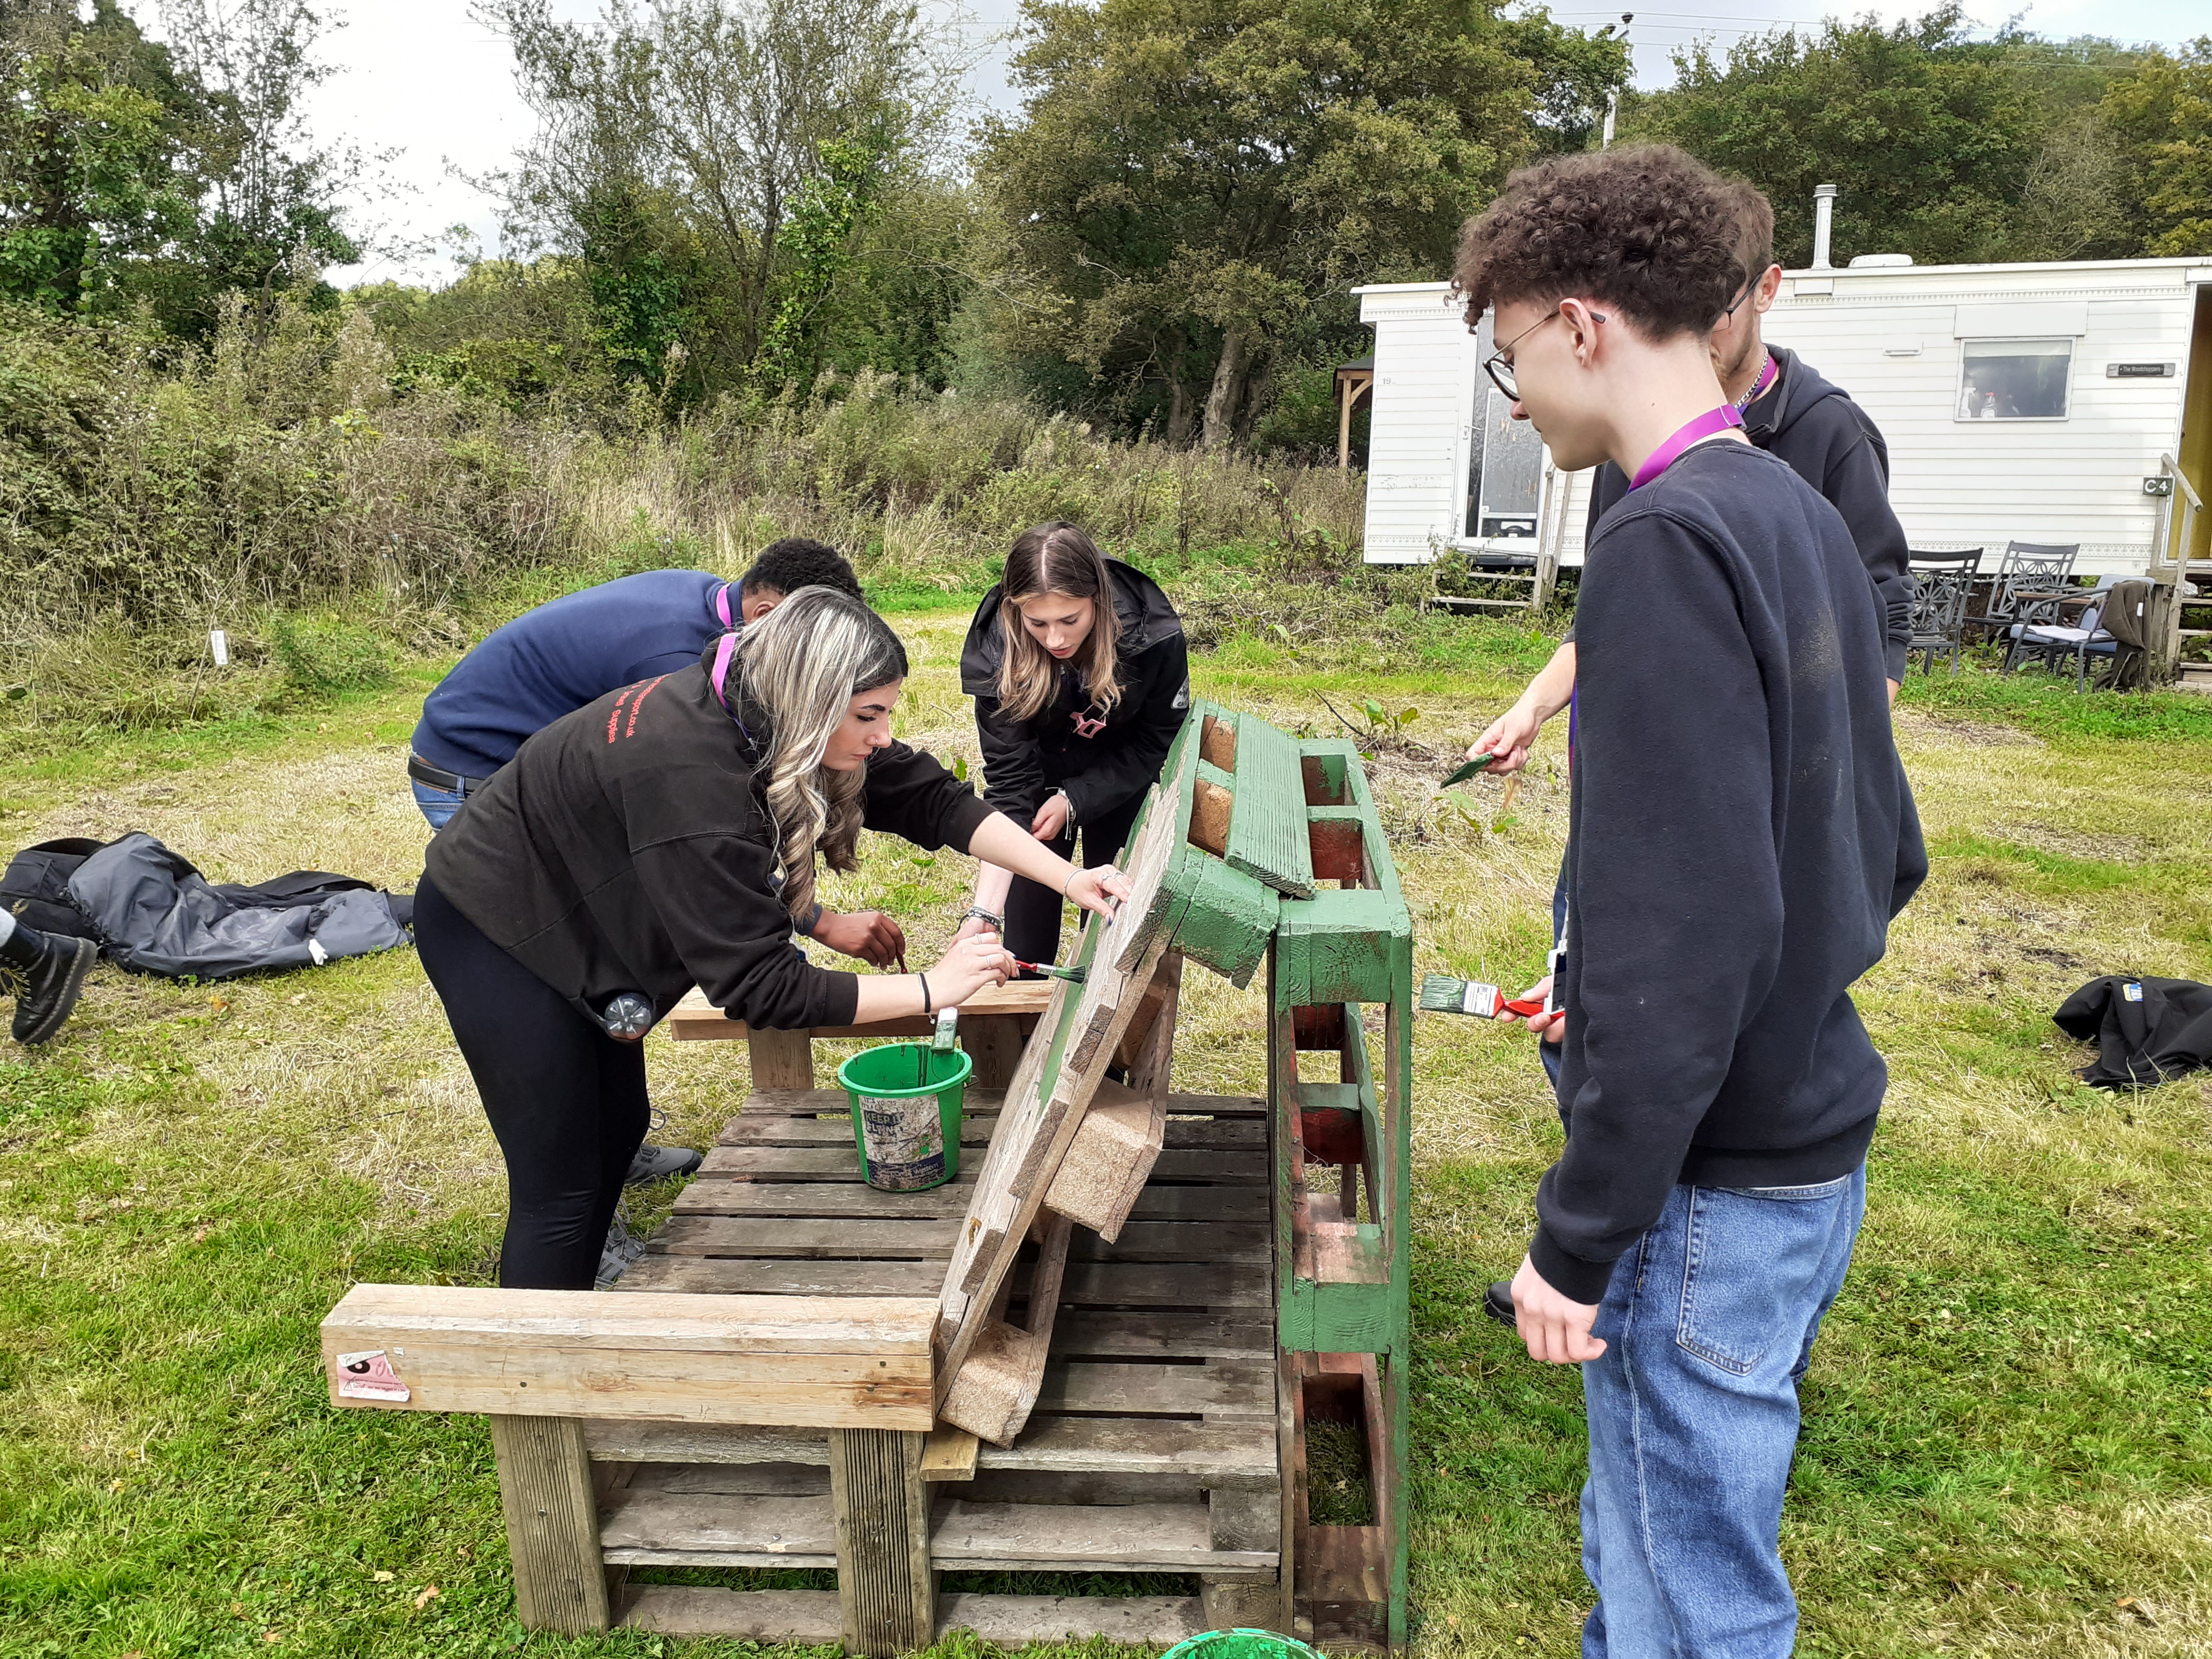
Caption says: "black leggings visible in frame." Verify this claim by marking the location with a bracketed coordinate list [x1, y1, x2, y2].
[414, 876, 650, 1289]
[1003, 790, 1147, 968]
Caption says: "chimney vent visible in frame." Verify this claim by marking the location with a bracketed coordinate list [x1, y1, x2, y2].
[1811, 184, 1839, 271]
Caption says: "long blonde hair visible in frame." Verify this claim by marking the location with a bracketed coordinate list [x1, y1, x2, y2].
[996, 521, 1123, 724]
[733, 587, 909, 920]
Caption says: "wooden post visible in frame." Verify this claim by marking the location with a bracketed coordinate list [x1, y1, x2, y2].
[489, 1415, 610, 1634]
[749, 1027, 814, 1090]
[960, 1017, 1026, 1091]
[829, 1427, 934, 1657]
[1338, 378, 1355, 472]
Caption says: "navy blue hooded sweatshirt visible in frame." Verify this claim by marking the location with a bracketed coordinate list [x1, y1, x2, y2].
[1581, 347, 1915, 683]
[413, 570, 738, 780]
[1531, 437, 1927, 1305]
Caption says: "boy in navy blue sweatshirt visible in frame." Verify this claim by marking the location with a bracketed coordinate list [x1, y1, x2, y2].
[1453, 146, 1926, 1654]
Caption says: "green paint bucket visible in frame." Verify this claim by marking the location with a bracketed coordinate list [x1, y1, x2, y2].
[836, 1042, 971, 1192]
[1161, 1632, 1328, 1659]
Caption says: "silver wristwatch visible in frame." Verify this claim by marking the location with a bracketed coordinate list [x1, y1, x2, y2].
[960, 906, 1005, 930]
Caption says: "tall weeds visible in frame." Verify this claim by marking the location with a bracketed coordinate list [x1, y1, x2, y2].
[2, 300, 1366, 733]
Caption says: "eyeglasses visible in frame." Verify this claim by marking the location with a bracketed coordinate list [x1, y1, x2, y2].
[1483, 306, 1609, 401]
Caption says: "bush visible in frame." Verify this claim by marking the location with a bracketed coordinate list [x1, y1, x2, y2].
[270, 614, 394, 695]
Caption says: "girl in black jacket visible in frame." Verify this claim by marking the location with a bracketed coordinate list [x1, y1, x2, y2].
[417, 588, 1131, 1290]
[956, 522, 1189, 966]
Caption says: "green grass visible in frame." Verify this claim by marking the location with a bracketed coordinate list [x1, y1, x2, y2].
[3, 573, 2211, 1655]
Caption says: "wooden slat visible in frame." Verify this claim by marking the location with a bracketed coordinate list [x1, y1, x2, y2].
[1047, 955, 1180, 1239]
[617, 1586, 842, 1640]
[971, 1416, 1279, 1486]
[599, 1490, 835, 1566]
[1049, 1310, 1275, 1360]
[702, 1146, 982, 1183]
[939, 1214, 1076, 1446]
[674, 1180, 1266, 1224]
[492, 1416, 609, 1634]
[666, 980, 1052, 1040]
[937, 1594, 1205, 1647]
[583, 1421, 828, 1465]
[930, 1500, 1275, 1575]
[1054, 1260, 1272, 1309]
[655, 1216, 962, 1259]
[1033, 1360, 1275, 1419]
[1222, 716, 1317, 899]
[934, 776, 1184, 1412]
[628, 1462, 829, 1497]
[831, 1428, 933, 1658]
[618, 1257, 945, 1298]
[321, 1284, 933, 1429]
[920, 1424, 980, 1483]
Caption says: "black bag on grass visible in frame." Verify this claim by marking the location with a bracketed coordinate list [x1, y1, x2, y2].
[63, 831, 412, 980]
[2052, 975, 2212, 1089]
[1, 836, 109, 940]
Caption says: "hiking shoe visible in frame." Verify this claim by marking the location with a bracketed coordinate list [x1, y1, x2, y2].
[625, 1142, 704, 1186]
[1482, 1280, 1518, 1331]
[595, 1214, 648, 1290]
[8, 933, 96, 1046]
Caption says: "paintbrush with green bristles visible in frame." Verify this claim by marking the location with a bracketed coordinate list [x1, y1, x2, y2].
[1419, 974, 1546, 1019]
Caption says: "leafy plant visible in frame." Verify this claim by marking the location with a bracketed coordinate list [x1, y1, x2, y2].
[268, 614, 392, 695]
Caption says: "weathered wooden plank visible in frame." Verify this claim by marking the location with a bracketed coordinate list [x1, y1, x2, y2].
[939, 1214, 1075, 1446]
[1052, 1259, 1272, 1309]
[491, 1416, 609, 1634]
[701, 1145, 983, 1183]
[1049, 1310, 1276, 1360]
[1223, 715, 1317, 899]
[970, 1416, 1279, 1486]
[629, 1462, 829, 1497]
[667, 978, 1052, 1041]
[598, 1490, 835, 1565]
[321, 1284, 933, 1428]
[747, 1028, 814, 1089]
[1033, 1360, 1275, 1419]
[722, 1116, 994, 1150]
[966, 1470, 1205, 1507]
[931, 1500, 1275, 1575]
[618, 1257, 945, 1299]
[1063, 1221, 1270, 1265]
[1210, 1485, 1283, 1552]
[654, 1216, 961, 1260]
[831, 1429, 934, 1659]
[583, 1421, 828, 1465]
[1047, 955, 1180, 1240]
[934, 776, 1182, 1410]
[936, 1593, 1205, 1648]
[617, 1586, 842, 1640]
[675, 1179, 1266, 1224]
[920, 1424, 980, 1483]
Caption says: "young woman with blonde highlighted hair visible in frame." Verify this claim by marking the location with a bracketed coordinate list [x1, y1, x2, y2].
[955, 522, 1189, 968]
[417, 586, 1131, 1290]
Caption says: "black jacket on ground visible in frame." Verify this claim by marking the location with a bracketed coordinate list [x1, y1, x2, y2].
[424, 645, 993, 1031]
[1582, 347, 1915, 683]
[960, 559, 1189, 829]
[1533, 438, 1927, 1305]
[2053, 975, 2212, 1089]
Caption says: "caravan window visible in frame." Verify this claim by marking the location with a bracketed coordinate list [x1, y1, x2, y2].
[1956, 339, 2071, 421]
[1465, 312, 1545, 540]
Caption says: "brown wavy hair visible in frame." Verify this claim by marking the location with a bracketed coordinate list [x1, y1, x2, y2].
[1451, 144, 1751, 341]
[995, 522, 1123, 724]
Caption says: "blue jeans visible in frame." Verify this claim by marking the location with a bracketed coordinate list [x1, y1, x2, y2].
[1579, 1165, 1866, 1658]
[413, 779, 465, 832]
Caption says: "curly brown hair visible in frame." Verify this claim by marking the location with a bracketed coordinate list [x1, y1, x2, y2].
[1452, 145, 1752, 341]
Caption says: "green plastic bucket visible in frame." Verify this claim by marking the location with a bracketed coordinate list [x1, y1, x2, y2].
[1161, 1631, 1327, 1659]
[837, 1042, 971, 1192]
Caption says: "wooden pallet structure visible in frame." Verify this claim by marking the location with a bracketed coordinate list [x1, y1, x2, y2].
[319, 699, 1413, 1655]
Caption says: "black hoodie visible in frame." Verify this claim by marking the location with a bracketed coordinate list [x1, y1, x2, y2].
[960, 559, 1190, 829]
[424, 645, 993, 1033]
[1583, 347, 1915, 683]
[1532, 438, 1926, 1305]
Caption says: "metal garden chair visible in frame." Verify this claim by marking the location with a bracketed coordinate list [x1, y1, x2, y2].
[1964, 541, 2081, 646]
[1904, 550, 1981, 674]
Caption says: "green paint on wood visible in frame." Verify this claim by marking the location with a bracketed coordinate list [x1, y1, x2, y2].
[1223, 718, 1316, 899]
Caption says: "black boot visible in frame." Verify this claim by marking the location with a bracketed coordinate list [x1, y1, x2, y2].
[2, 917, 96, 1045]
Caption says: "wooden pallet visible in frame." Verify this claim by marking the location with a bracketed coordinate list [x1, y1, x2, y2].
[599, 1083, 1284, 1646]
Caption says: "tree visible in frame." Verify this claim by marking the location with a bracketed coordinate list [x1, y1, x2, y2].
[975, 0, 1626, 447]
[1625, 6, 2043, 268]
[2101, 39, 2212, 257]
[159, 0, 363, 314]
[479, 0, 969, 400]
[0, 2, 199, 313]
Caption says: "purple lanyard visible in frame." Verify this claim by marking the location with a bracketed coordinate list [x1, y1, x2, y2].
[715, 581, 737, 629]
[1627, 403, 1744, 491]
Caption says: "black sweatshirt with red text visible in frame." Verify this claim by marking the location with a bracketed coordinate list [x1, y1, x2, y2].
[1531, 438, 1926, 1305]
[425, 646, 993, 1032]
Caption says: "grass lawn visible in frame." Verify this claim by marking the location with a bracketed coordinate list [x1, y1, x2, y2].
[1, 597, 2209, 1657]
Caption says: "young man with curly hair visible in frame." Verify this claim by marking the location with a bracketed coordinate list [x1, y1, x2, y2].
[1452, 145, 1926, 1653]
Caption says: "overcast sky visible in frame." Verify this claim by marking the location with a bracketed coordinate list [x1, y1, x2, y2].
[263, 0, 2212, 288]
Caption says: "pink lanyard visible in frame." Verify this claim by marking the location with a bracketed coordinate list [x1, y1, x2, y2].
[1628, 403, 1744, 491]
[715, 581, 737, 629]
